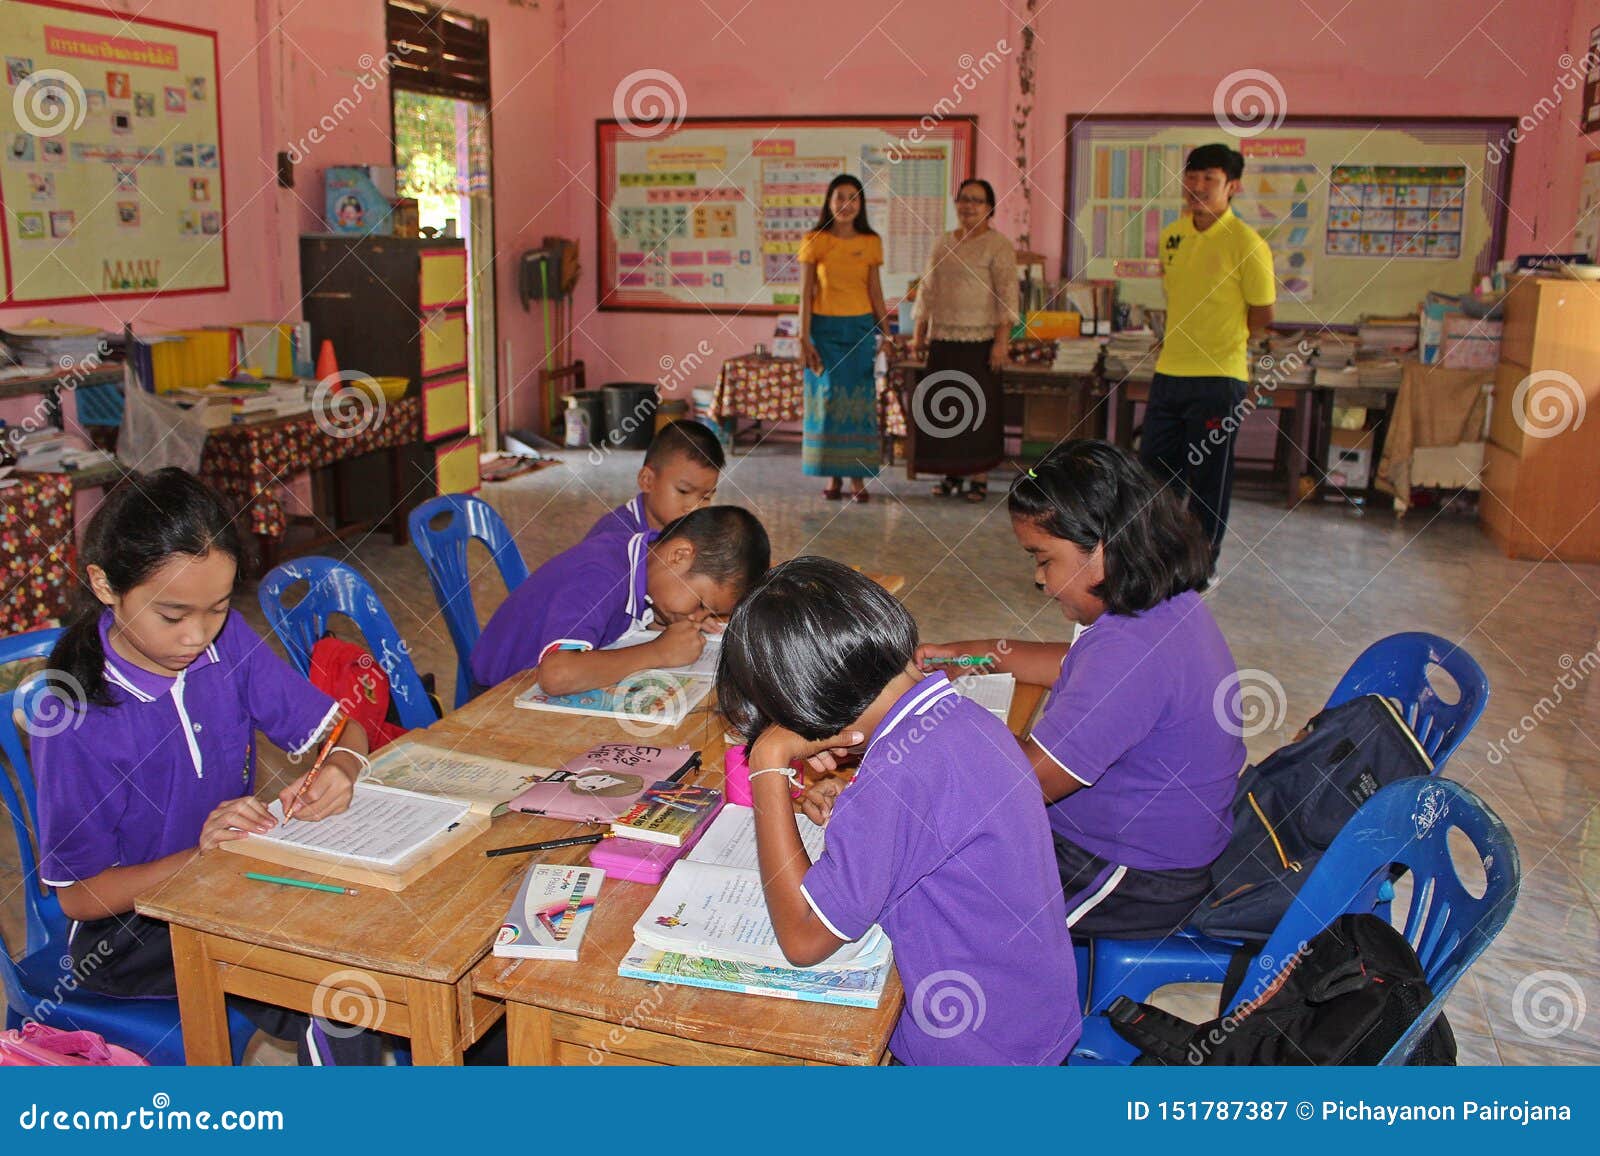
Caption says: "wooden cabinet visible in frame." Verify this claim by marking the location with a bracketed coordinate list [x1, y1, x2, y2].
[1480, 276, 1600, 562]
[299, 235, 481, 502]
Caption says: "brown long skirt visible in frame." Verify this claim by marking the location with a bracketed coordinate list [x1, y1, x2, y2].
[909, 339, 1002, 477]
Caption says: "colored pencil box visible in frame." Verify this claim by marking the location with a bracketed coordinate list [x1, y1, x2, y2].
[588, 795, 725, 884]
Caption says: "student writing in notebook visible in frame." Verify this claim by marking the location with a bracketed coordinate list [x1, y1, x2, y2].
[32, 469, 384, 1064]
[584, 418, 724, 541]
[918, 441, 1245, 941]
[471, 505, 770, 691]
[717, 558, 1079, 1066]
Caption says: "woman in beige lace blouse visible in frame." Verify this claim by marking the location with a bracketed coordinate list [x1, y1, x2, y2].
[911, 179, 1019, 502]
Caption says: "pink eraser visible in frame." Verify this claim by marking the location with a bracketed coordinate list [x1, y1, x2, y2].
[724, 743, 752, 806]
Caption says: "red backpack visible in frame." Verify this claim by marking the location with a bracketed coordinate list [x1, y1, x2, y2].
[308, 635, 410, 752]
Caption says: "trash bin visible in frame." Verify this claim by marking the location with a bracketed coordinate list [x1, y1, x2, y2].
[564, 390, 606, 447]
[601, 383, 658, 451]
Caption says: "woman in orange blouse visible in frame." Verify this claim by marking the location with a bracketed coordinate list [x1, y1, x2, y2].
[798, 175, 892, 501]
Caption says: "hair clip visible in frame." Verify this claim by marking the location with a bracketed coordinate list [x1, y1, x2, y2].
[1026, 467, 1038, 479]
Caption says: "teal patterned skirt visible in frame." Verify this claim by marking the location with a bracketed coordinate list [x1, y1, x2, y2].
[803, 312, 881, 479]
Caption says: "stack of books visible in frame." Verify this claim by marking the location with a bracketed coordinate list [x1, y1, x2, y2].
[1357, 315, 1419, 356]
[167, 381, 311, 428]
[1, 321, 111, 368]
[1051, 338, 1103, 374]
[1102, 330, 1158, 382]
[1254, 334, 1315, 385]
[617, 806, 893, 1007]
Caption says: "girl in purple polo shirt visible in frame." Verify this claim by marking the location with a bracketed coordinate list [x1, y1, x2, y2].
[716, 558, 1080, 1065]
[920, 440, 1245, 940]
[32, 468, 384, 1064]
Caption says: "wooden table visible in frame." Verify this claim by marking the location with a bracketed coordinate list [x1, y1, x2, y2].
[139, 603, 1046, 1067]
[471, 680, 1048, 1067]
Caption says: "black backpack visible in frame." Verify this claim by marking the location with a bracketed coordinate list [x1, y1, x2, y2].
[1191, 694, 1433, 940]
[1107, 914, 1456, 1065]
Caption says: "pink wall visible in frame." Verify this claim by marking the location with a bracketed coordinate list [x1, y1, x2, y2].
[5, 0, 1595, 432]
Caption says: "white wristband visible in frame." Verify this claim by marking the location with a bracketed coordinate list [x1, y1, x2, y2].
[330, 746, 371, 779]
[748, 766, 803, 789]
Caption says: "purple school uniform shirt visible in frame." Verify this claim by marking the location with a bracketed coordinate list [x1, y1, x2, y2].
[470, 530, 651, 688]
[583, 493, 647, 541]
[801, 674, 1081, 1065]
[1031, 590, 1245, 872]
[36, 611, 339, 888]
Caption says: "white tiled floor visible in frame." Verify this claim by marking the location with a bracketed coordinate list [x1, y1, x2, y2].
[4, 439, 1597, 1063]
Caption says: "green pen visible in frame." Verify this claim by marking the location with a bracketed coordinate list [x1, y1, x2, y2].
[925, 655, 996, 667]
[245, 871, 358, 896]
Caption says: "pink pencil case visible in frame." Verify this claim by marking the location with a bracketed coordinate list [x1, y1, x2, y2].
[587, 795, 726, 884]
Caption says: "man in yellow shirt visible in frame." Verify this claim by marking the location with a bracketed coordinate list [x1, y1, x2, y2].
[1143, 143, 1275, 563]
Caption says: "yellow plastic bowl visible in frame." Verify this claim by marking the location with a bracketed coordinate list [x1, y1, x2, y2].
[365, 375, 409, 402]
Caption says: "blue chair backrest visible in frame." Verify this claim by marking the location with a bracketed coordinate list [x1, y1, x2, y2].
[0, 629, 68, 961]
[407, 495, 528, 707]
[1324, 632, 1489, 769]
[257, 557, 438, 730]
[1226, 776, 1519, 1064]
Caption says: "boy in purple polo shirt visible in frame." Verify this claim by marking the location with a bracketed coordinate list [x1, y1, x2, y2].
[471, 505, 769, 691]
[920, 440, 1244, 939]
[584, 419, 724, 541]
[717, 558, 1079, 1065]
[31, 469, 384, 1064]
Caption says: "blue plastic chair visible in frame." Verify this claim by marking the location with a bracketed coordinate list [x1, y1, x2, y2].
[1072, 776, 1520, 1064]
[1323, 632, 1489, 771]
[1079, 631, 1493, 1016]
[407, 495, 529, 708]
[256, 557, 439, 730]
[0, 629, 254, 1065]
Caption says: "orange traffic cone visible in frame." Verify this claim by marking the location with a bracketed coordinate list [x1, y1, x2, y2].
[315, 339, 339, 382]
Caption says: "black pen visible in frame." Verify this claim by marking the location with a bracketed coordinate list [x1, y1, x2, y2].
[485, 832, 614, 858]
[665, 751, 702, 784]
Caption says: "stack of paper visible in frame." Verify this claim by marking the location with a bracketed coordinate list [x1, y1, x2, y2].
[1051, 339, 1103, 374]
[1, 321, 111, 368]
[1357, 315, 1419, 355]
[1103, 330, 1158, 382]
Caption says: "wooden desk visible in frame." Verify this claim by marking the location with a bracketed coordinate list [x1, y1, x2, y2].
[470, 680, 1048, 1067]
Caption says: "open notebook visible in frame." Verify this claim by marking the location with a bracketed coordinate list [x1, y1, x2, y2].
[250, 783, 472, 868]
[360, 741, 551, 817]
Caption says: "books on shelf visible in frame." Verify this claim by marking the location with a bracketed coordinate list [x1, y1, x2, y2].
[361, 740, 552, 818]
[514, 668, 713, 725]
[507, 743, 698, 824]
[610, 782, 722, 846]
[493, 864, 605, 962]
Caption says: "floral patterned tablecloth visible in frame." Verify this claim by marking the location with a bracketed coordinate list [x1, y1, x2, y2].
[709, 339, 1057, 437]
[1, 471, 76, 636]
[198, 397, 421, 542]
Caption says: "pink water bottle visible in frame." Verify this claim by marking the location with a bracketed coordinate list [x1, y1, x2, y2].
[723, 742, 753, 806]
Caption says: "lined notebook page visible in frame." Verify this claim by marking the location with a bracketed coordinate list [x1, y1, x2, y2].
[687, 804, 826, 871]
[258, 783, 470, 867]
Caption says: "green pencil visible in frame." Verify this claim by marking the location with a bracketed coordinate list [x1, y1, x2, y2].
[245, 871, 357, 896]
[925, 655, 996, 667]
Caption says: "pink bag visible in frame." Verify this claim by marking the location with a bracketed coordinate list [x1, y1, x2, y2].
[0, 1023, 149, 1066]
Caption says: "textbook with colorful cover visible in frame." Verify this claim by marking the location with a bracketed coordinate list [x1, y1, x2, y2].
[616, 946, 891, 1007]
[493, 864, 605, 962]
[610, 782, 722, 846]
[360, 740, 552, 817]
[507, 743, 697, 824]
[514, 669, 713, 726]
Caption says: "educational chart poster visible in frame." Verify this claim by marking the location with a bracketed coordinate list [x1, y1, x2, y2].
[597, 117, 975, 312]
[1065, 116, 1512, 326]
[0, 1, 225, 304]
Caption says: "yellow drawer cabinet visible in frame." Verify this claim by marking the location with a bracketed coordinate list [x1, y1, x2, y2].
[1480, 276, 1600, 562]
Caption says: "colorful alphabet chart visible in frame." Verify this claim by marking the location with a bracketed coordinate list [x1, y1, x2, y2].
[0, 0, 226, 303]
[599, 117, 975, 313]
[1324, 165, 1466, 260]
